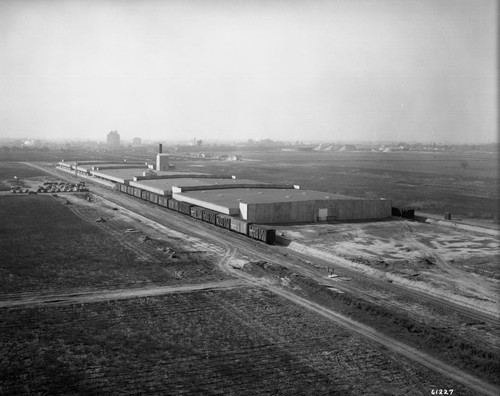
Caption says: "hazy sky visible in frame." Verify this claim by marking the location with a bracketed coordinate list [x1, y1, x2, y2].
[1, 0, 497, 143]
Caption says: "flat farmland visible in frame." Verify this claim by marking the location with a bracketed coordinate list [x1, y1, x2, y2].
[183, 150, 499, 221]
[0, 161, 50, 191]
[0, 288, 474, 395]
[0, 195, 228, 295]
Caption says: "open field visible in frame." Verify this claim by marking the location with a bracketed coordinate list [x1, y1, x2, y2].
[0, 194, 228, 295]
[1, 159, 499, 394]
[0, 288, 474, 395]
[0, 162, 51, 191]
[240, 260, 500, 385]
[183, 150, 499, 221]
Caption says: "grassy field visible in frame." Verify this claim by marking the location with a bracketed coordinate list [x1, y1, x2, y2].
[0, 195, 227, 294]
[0, 162, 51, 191]
[242, 261, 500, 385]
[183, 151, 499, 221]
[0, 288, 471, 395]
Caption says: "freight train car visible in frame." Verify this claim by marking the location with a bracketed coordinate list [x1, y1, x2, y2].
[215, 214, 232, 230]
[148, 192, 159, 205]
[112, 186, 276, 245]
[158, 196, 169, 207]
[133, 187, 142, 198]
[168, 198, 180, 211]
[248, 224, 276, 244]
[178, 201, 192, 215]
[230, 218, 248, 236]
[201, 208, 218, 225]
[190, 206, 204, 220]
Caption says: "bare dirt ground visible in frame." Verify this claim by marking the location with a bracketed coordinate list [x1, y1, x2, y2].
[278, 220, 500, 316]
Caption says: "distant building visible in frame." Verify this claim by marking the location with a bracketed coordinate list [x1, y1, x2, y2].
[339, 144, 358, 152]
[156, 144, 169, 171]
[107, 131, 120, 147]
[132, 137, 141, 146]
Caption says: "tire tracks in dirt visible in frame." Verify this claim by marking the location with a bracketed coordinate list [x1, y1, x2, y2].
[0, 279, 247, 309]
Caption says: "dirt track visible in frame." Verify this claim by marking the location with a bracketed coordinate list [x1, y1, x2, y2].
[0, 279, 246, 308]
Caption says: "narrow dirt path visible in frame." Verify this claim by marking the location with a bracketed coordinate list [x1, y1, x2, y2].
[0, 279, 247, 309]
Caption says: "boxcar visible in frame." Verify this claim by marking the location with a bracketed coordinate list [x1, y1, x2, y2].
[148, 193, 159, 205]
[178, 202, 192, 215]
[141, 190, 149, 201]
[248, 224, 276, 244]
[158, 196, 169, 207]
[120, 184, 128, 194]
[215, 214, 232, 230]
[133, 187, 142, 198]
[168, 198, 180, 211]
[190, 206, 204, 220]
[201, 208, 218, 225]
[230, 218, 248, 235]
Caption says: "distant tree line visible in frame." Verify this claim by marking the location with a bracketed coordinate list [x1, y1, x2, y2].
[1, 146, 50, 152]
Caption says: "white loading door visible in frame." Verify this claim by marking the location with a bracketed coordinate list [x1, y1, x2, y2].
[318, 208, 328, 221]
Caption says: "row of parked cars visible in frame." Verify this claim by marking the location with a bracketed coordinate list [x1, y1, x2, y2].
[10, 187, 34, 194]
[10, 180, 89, 195]
[37, 181, 89, 194]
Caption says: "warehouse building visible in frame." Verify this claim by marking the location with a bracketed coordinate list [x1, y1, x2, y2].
[130, 178, 284, 197]
[91, 168, 152, 185]
[57, 152, 392, 224]
[57, 161, 147, 177]
[173, 188, 391, 223]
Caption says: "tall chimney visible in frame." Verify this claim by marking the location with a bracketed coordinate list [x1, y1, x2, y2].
[159, 143, 162, 154]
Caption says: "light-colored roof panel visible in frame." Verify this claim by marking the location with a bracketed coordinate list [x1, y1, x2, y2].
[176, 188, 363, 209]
[77, 163, 142, 172]
[132, 178, 267, 194]
[92, 168, 149, 179]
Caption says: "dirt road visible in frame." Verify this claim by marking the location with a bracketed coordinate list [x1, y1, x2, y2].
[0, 279, 247, 308]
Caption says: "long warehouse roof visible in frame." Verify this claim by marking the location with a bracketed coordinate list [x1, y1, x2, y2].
[131, 178, 270, 195]
[174, 188, 364, 212]
[78, 163, 145, 172]
[90, 167, 150, 183]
